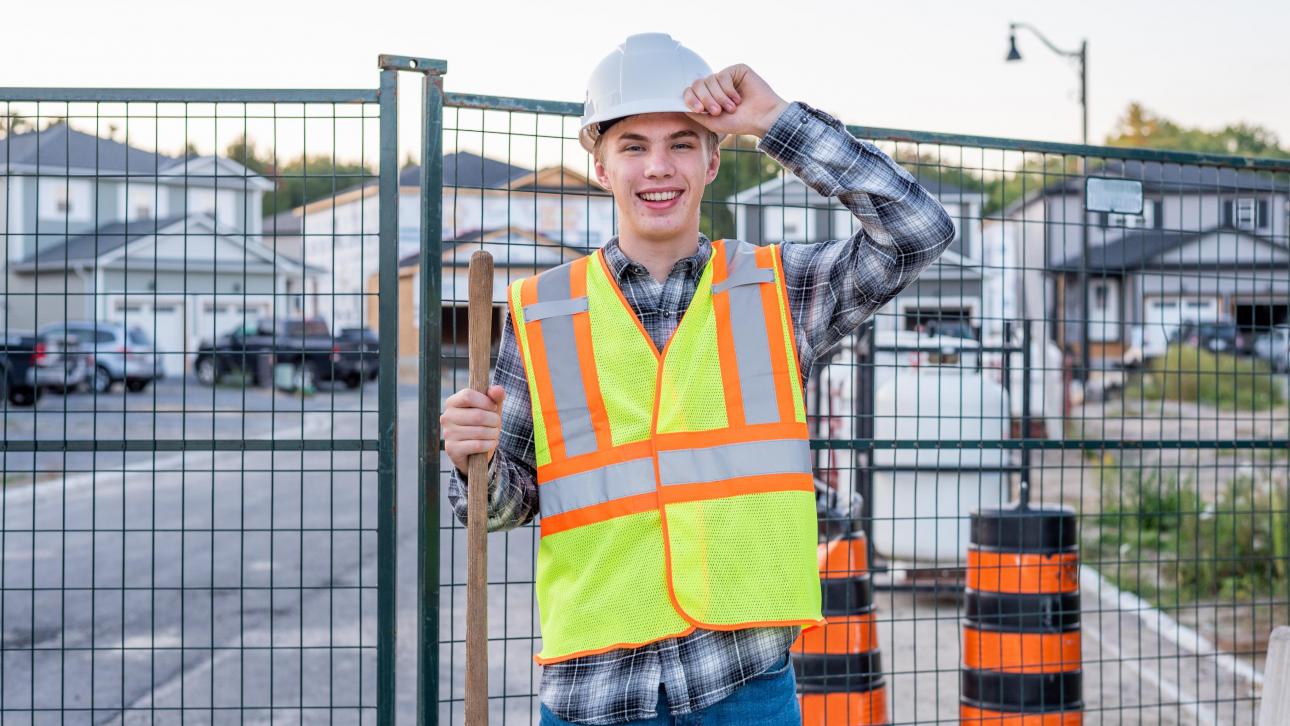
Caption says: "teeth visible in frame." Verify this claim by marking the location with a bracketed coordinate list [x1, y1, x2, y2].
[640, 191, 680, 202]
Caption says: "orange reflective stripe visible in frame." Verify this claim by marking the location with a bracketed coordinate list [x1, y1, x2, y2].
[536, 440, 654, 482]
[756, 244, 796, 423]
[568, 256, 612, 451]
[967, 549, 1080, 594]
[539, 491, 659, 537]
[521, 275, 566, 461]
[657, 471, 814, 505]
[710, 240, 746, 427]
[801, 690, 887, 726]
[771, 245, 805, 396]
[962, 626, 1082, 673]
[654, 420, 808, 451]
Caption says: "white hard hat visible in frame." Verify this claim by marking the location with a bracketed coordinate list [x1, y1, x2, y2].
[578, 33, 722, 153]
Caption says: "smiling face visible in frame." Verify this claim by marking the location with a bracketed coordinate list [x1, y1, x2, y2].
[593, 112, 720, 247]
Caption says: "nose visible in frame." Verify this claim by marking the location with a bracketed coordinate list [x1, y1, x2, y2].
[643, 146, 675, 179]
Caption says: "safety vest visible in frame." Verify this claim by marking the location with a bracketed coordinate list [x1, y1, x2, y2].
[508, 238, 824, 664]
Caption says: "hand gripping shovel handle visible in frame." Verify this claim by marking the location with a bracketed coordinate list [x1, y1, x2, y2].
[466, 250, 494, 725]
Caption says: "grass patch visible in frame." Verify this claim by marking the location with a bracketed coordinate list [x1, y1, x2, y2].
[1084, 465, 1288, 605]
[1123, 344, 1284, 411]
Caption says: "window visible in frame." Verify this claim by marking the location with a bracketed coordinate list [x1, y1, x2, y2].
[1223, 198, 1265, 231]
[38, 178, 93, 222]
[762, 206, 808, 241]
[124, 184, 164, 221]
[1106, 199, 1157, 229]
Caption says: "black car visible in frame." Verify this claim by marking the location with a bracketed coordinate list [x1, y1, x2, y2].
[1170, 319, 1249, 356]
[0, 331, 91, 406]
[192, 318, 379, 388]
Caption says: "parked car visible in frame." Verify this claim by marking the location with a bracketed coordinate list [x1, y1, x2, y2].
[192, 317, 379, 388]
[920, 319, 977, 340]
[40, 321, 163, 393]
[1254, 325, 1290, 372]
[1170, 319, 1250, 356]
[0, 330, 91, 406]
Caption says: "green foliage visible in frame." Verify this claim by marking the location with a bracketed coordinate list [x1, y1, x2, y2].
[1087, 466, 1289, 605]
[1124, 344, 1284, 412]
[224, 134, 375, 217]
[699, 135, 782, 241]
[1178, 477, 1286, 600]
[1106, 102, 1290, 159]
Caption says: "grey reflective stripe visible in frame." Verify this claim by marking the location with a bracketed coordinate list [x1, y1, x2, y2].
[524, 296, 588, 322]
[539, 457, 657, 519]
[536, 265, 598, 457]
[712, 264, 774, 293]
[658, 438, 812, 487]
[723, 241, 780, 425]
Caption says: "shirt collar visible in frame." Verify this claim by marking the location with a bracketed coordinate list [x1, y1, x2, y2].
[601, 234, 712, 283]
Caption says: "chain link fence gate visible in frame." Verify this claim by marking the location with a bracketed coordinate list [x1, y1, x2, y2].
[420, 78, 1289, 725]
[0, 78, 400, 723]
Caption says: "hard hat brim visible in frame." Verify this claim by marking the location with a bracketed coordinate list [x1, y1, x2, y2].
[579, 97, 723, 153]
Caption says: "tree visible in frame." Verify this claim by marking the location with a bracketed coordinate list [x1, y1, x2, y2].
[0, 112, 30, 135]
[1105, 102, 1289, 159]
[222, 135, 375, 216]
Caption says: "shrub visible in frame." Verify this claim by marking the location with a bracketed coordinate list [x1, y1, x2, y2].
[1125, 344, 1283, 411]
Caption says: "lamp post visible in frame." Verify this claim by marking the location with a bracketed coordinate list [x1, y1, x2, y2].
[1007, 22, 1094, 385]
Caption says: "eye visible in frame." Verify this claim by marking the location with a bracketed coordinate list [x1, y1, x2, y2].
[673, 142, 694, 150]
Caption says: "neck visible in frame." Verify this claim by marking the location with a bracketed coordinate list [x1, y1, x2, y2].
[616, 226, 701, 283]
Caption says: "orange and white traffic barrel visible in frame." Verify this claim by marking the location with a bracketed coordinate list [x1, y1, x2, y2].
[795, 530, 887, 725]
[962, 505, 1082, 725]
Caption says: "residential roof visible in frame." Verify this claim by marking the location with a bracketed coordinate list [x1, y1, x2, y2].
[1, 122, 174, 174]
[398, 226, 582, 268]
[399, 151, 531, 189]
[19, 216, 187, 266]
[728, 168, 985, 205]
[1051, 225, 1286, 272]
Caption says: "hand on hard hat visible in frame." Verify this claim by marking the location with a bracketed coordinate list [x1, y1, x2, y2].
[683, 64, 790, 140]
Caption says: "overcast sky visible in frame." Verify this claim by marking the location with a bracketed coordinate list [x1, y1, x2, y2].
[5, 0, 1288, 164]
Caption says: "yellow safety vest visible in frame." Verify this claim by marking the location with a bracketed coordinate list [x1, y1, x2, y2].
[508, 238, 824, 664]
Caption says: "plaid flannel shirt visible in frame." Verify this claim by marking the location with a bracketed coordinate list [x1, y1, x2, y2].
[447, 100, 955, 724]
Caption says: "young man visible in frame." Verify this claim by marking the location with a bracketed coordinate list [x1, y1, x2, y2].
[442, 33, 955, 725]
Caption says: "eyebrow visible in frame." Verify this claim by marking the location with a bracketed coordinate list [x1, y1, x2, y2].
[616, 130, 701, 144]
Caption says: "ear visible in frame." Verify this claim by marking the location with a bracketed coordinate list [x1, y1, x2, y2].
[594, 157, 612, 191]
[704, 145, 721, 185]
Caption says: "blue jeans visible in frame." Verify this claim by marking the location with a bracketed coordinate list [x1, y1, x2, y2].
[539, 651, 800, 725]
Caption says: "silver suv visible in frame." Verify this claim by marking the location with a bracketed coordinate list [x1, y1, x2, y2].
[40, 321, 162, 393]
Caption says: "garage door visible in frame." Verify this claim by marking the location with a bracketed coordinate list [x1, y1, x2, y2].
[1143, 297, 1219, 357]
[111, 298, 187, 378]
[196, 299, 272, 345]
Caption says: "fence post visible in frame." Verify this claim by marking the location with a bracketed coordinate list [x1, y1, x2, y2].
[416, 58, 448, 726]
[376, 62, 400, 726]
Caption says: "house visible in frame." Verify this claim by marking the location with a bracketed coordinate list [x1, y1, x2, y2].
[986, 159, 1290, 361]
[728, 171, 987, 334]
[0, 122, 309, 376]
[10, 214, 320, 377]
[365, 227, 594, 380]
[282, 152, 616, 333]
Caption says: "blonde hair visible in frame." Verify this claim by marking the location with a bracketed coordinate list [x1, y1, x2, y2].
[593, 121, 720, 164]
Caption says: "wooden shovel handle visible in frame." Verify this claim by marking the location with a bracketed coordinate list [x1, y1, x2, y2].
[465, 250, 494, 726]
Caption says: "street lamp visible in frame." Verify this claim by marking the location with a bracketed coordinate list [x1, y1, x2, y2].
[1006, 22, 1087, 145]
[1007, 22, 1094, 386]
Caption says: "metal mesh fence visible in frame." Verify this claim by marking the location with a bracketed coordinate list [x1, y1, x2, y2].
[0, 88, 393, 723]
[429, 92, 1289, 725]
